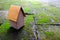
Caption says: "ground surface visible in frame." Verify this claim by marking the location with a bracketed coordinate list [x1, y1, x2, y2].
[0, 0, 60, 40]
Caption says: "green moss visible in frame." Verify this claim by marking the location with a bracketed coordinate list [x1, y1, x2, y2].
[0, 20, 10, 33]
[45, 31, 54, 38]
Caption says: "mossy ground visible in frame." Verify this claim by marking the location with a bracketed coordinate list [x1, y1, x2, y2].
[0, 0, 60, 40]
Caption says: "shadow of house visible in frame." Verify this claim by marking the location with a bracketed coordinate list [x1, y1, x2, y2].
[6, 26, 24, 40]
[0, 23, 3, 26]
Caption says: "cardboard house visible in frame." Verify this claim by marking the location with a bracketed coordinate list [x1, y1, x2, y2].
[8, 5, 25, 29]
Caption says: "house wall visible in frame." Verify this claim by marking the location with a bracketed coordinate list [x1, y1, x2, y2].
[17, 10, 24, 29]
[9, 20, 17, 29]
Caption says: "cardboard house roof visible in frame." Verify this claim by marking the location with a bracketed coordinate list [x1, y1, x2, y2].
[8, 5, 25, 22]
